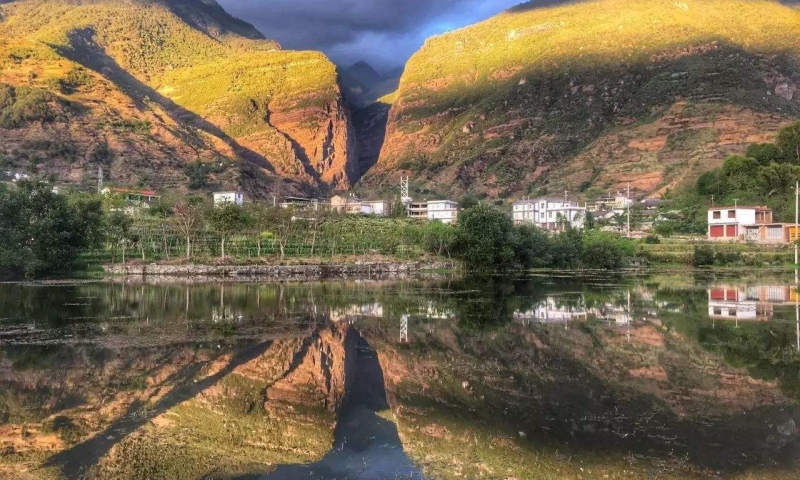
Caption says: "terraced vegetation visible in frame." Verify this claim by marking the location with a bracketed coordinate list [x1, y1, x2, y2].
[366, 0, 800, 200]
[0, 0, 357, 197]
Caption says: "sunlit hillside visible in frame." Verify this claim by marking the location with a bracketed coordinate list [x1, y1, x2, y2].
[366, 0, 800, 200]
[0, 0, 357, 196]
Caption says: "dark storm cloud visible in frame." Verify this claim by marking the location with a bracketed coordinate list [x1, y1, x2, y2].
[217, 0, 522, 71]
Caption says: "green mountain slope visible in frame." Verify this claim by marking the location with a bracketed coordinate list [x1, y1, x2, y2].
[0, 0, 358, 196]
[364, 0, 800, 200]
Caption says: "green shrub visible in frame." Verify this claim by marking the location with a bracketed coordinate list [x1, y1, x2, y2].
[582, 230, 636, 270]
[693, 246, 716, 267]
[643, 234, 661, 244]
[0, 84, 58, 128]
[58, 66, 94, 94]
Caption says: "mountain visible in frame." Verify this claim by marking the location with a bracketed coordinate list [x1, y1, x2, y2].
[0, 0, 358, 197]
[363, 0, 800, 200]
[347, 61, 384, 92]
[340, 60, 401, 108]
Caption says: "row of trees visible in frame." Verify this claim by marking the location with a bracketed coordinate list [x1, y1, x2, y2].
[0, 181, 642, 279]
[450, 205, 638, 271]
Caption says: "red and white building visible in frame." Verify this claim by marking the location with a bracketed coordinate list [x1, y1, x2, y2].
[707, 205, 781, 242]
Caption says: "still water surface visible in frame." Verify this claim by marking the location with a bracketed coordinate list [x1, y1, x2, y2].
[1, 271, 800, 479]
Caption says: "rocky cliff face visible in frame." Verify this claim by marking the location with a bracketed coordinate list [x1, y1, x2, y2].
[364, 0, 800, 199]
[0, 0, 358, 197]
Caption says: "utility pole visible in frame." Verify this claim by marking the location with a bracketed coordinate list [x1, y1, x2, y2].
[795, 181, 798, 265]
[97, 167, 103, 193]
[626, 182, 631, 238]
[711, 195, 714, 206]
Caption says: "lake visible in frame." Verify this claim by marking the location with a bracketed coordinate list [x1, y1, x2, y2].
[1, 271, 799, 479]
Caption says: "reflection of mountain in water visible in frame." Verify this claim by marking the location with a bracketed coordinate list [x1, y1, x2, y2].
[242, 335, 426, 480]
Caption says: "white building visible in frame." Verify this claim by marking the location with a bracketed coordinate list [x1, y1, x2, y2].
[513, 197, 586, 231]
[330, 195, 391, 216]
[405, 200, 459, 223]
[426, 200, 459, 224]
[213, 191, 244, 207]
[707, 205, 773, 241]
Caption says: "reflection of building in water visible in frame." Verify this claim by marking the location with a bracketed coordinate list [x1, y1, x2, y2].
[330, 303, 385, 323]
[515, 296, 588, 325]
[592, 304, 632, 326]
[211, 307, 243, 322]
[708, 285, 800, 322]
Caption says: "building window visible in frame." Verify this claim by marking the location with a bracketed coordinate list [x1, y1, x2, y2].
[713, 308, 722, 315]
[712, 211, 721, 220]
[728, 210, 736, 219]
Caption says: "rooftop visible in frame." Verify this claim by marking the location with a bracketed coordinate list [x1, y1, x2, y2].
[708, 205, 771, 211]
[106, 187, 158, 197]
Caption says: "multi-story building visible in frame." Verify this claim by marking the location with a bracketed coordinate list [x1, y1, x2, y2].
[404, 200, 459, 223]
[407, 201, 428, 220]
[707, 205, 778, 241]
[513, 197, 586, 231]
[426, 200, 459, 224]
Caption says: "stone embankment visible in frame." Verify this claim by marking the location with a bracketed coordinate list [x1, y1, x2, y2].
[103, 262, 455, 281]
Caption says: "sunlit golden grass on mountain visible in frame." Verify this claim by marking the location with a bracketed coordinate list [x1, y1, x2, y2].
[367, 0, 800, 200]
[0, 0, 357, 196]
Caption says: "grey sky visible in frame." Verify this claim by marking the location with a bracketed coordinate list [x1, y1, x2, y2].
[217, 0, 523, 73]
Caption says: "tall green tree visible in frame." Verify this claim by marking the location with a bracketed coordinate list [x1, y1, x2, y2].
[173, 195, 207, 258]
[777, 121, 800, 163]
[0, 181, 104, 278]
[453, 205, 516, 271]
[423, 221, 456, 257]
[106, 211, 134, 264]
[208, 204, 249, 259]
[266, 207, 302, 261]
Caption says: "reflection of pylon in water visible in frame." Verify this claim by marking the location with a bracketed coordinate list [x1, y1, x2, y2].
[400, 314, 409, 343]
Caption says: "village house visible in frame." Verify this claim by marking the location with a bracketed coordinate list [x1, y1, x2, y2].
[706, 205, 785, 242]
[330, 194, 391, 216]
[101, 187, 161, 216]
[277, 196, 320, 210]
[513, 197, 586, 231]
[426, 200, 459, 223]
[213, 190, 244, 207]
[404, 200, 459, 223]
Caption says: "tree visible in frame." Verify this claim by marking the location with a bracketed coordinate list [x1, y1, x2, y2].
[514, 224, 551, 268]
[423, 221, 456, 257]
[459, 194, 480, 209]
[693, 245, 716, 267]
[0, 181, 104, 278]
[244, 203, 272, 258]
[173, 195, 206, 258]
[582, 231, 634, 270]
[266, 207, 301, 261]
[584, 211, 595, 230]
[307, 208, 330, 257]
[453, 205, 516, 271]
[208, 204, 249, 259]
[106, 211, 133, 264]
[548, 229, 584, 269]
[777, 121, 800, 163]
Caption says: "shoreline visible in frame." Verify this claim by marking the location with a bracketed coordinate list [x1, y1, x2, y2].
[102, 260, 457, 282]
